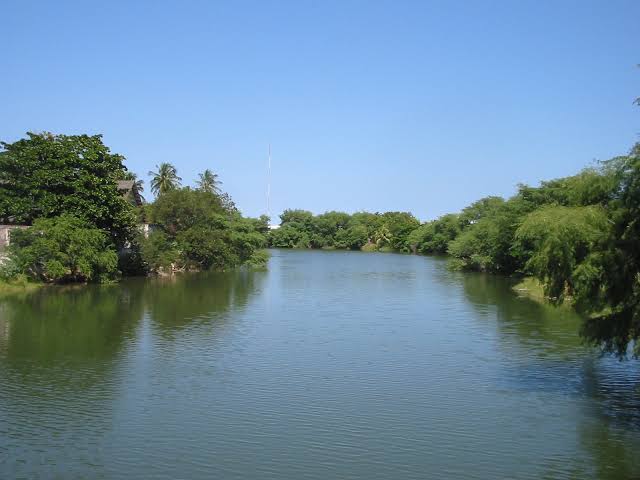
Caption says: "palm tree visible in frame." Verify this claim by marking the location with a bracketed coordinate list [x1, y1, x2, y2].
[148, 163, 181, 196]
[196, 169, 222, 194]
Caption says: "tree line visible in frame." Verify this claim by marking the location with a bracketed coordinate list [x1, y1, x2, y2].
[0, 132, 269, 284]
[271, 142, 640, 358]
[1, 131, 639, 357]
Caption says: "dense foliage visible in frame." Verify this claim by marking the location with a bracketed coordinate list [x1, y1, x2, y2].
[272, 143, 640, 357]
[269, 210, 419, 252]
[8, 215, 119, 283]
[140, 188, 268, 273]
[0, 134, 269, 282]
[408, 145, 640, 357]
[0, 132, 136, 245]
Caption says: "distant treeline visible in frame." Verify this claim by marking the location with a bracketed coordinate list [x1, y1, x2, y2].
[273, 142, 640, 358]
[269, 210, 419, 252]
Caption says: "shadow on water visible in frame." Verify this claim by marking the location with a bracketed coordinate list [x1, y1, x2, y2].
[143, 269, 265, 335]
[0, 269, 265, 376]
[0, 269, 264, 478]
[459, 272, 640, 479]
[0, 284, 144, 370]
[0, 271, 263, 399]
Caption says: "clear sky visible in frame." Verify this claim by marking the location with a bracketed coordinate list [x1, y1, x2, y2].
[2, 0, 638, 221]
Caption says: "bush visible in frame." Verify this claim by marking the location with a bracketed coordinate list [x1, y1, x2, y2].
[9, 215, 119, 283]
[142, 188, 269, 273]
[139, 231, 180, 273]
[246, 249, 270, 269]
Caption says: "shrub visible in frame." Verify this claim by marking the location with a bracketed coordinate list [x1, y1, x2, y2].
[9, 215, 118, 283]
[139, 231, 180, 273]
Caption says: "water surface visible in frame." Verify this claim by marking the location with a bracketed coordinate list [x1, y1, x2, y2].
[2, 250, 640, 479]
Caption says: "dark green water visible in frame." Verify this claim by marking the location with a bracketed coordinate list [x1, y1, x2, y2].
[1, 249, 640, 479]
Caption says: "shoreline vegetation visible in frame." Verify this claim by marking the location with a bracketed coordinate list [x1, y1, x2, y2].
[266, 140, 640, 358]
[0, 133, 270, 288]
[0, 131, 639, 358]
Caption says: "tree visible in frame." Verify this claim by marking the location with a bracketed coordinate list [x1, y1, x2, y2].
[408, 214, 462, 254]
[515, 205, 609, 302]
[9, 215, 119, 283]
[196, 169, 222, 194]
[0, 132, 136, 246]
[334, 225, 368, 250]
[448, 197, 531, 273]
[520, 145, 640, 357]
[148, 162, 181, 196]
[279, 209, 314, 226]
[149, 187, 225, 235]
[380, 212, 420, 251]
[143, 187, 267, 272]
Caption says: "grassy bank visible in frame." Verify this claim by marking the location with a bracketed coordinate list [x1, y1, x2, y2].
[0, 276, 42, 296]
[512, 277, 547, 301]
[512, 277, 573, 310]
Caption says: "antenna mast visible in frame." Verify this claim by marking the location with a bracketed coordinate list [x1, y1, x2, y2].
[267, 143, 271, 221]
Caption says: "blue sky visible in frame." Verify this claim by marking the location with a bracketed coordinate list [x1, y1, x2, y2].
[2, 0, 638, 221]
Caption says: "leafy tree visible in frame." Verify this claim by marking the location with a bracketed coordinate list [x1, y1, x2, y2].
[149, 187, 225, 235]
[448, 197, 530, 273]
[269, 224, 309, 248]
[144, 187, 267, 272]
[269, 209, 417, 252]
[280, 209, 315, 227]
[0, 132, 135, 245]
[459, 196, 505, 227]
[515, 205, 609, 302]
[408, 213, 462, 254]
[351, 211, 383, 243]
[196, 169, 222, 194]
[315, 211, 352, 241]
[9, 215, 118, 283]
[380, 212, 420, 251]
[518, 145, 640, 357]
[139, 230, 181, 273]
[334, 225, 368, 250]
[245, 249, 270, 269]
[148, 162, 181, 196]
[373, 224, 392, 248]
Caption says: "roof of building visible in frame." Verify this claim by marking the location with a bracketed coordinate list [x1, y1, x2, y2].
[116, 180, 135, 191]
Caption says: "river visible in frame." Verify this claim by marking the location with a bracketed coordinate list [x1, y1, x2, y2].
[1, 249, 639, 479]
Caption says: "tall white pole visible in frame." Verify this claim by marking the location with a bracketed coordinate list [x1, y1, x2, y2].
[267, 143, 271, 221]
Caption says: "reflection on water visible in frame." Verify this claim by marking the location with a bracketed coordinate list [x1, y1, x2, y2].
[460, 272, 640, 479]
[0, 250, 639, 479]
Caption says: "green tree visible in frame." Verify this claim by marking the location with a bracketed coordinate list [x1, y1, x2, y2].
[9, 215, 118, 283]
[144, 188, 267, 272]
[138, 230, 181, 273]
[519, 145, 640, 357]
[279, 209, 315, 227]
[459, 196, 505, 227]
[148, 162, 181, 196]
[448, 197, 530, 273]
[0, 132, 135, 245]
[408, 213, 462, 254]
[196, 169, 222, 194]
[149, 187, 225, 235]
[515, 205, 609, 302]
[380, 212, 420, 251]
[334, 225, 368, 250]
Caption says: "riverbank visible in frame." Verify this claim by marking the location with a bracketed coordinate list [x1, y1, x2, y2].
[0, 276, 42, 296]
[512, 277, 547, 302]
